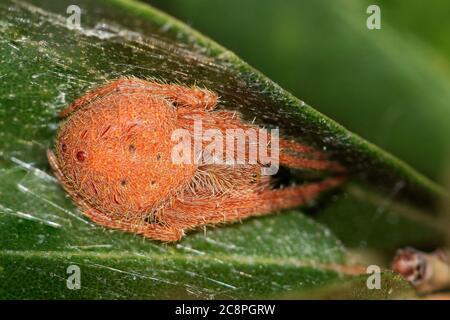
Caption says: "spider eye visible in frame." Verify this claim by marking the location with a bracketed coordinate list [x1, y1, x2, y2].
[76, 151, 87, 162]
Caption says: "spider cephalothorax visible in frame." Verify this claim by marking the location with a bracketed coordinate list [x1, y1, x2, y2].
[48, 78, 346, 242]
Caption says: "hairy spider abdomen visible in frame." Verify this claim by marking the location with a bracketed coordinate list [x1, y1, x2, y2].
[48, 78, 346, 242]
[54, 90, 196, 217]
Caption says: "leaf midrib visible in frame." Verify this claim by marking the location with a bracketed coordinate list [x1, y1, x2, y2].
[0, 249, 362, 275]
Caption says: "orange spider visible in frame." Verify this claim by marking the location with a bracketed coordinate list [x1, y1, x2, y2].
[47, 78, 346, 242]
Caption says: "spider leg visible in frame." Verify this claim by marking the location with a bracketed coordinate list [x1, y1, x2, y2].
[165, 176, 346, 230]
[279, 139, 326, 159]
[140, 224, 184, 242]
[47, 149, 85, 203]
[278, 138, 345, 172]
[60, 78, 218, 118]
[279, 153, 345, 172]
[47, 149, 65, 182]
[83, 208, 183, 242]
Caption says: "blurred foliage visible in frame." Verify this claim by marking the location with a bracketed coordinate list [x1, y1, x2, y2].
[379, 0, 450, 59]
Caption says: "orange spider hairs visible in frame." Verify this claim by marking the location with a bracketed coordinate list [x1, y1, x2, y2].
[48, 79, 346, 241]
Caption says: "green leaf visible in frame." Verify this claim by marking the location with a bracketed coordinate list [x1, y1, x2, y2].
[281, 271, 416, 300]
[0, 0, 447, 298]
